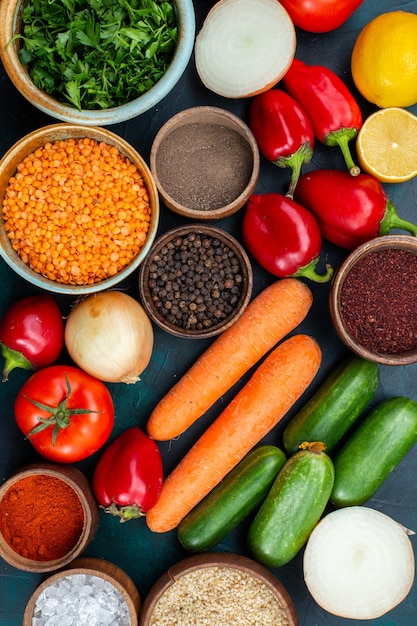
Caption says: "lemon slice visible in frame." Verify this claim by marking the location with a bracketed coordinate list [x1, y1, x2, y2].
[356, 107, 417, 183]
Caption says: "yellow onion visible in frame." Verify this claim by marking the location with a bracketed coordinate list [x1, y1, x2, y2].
[65, 291, 154, 384]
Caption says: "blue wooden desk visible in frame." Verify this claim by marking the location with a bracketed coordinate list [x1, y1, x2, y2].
[1, 0, 417, 624]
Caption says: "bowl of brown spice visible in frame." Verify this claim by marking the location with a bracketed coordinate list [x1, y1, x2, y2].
[0, 123, 159, 295]
[150, 106, 260, 219]
[139, 552, 298, 626]
[138, 224, 253, 339]
[0, 463, 99, 573]
[329, 235, 417, 366]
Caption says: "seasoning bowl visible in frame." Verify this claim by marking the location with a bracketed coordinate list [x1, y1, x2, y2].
[23, 557, 141, 625]
[150, 106, 260, 219]
[138, 224, 253, 339]
[139, 552, 299, 626]
[0, 123, 159, 296]
[329, 235, 417, 366]
[0, 463, 99, 573]
[0, 0, 195, 125]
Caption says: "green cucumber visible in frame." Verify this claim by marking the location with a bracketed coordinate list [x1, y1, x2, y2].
[331, 396, 417, 507]
[177, 445, 286, 553]
[283, 354, 379, 455]
[247, 442, 334, 567]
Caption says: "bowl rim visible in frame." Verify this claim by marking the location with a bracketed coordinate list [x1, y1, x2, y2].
[0, 463, 99, 573]
[138, 552, 299, 626]
[0, 0, 196, 126]
[138, 223, 254, 339]
[0, 123, 160, 295]
[22, 557, 140, 625]
[329, 234, 417, 366]
[150, 105, 261, 220]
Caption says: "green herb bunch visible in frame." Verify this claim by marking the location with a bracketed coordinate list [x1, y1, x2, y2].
[13, 0, 178, 110]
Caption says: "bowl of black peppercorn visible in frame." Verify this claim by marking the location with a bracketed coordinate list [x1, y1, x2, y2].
[329, 234, 417, 366]
[138, 224, 253, 339]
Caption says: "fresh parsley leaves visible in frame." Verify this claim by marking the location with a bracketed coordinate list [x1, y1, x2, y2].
[13, 0, 178, 110]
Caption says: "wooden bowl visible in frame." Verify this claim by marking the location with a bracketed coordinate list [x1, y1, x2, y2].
[138, 224, 253, 339]
[0, 123, 159, 295]
[329, 235, 417, 365]
[139, 552, 298, 625]
[150, 106, 260, 220]
[0, 463, 99, 573]
[0, 0, 195, 126]
[23, 557, 141, 625]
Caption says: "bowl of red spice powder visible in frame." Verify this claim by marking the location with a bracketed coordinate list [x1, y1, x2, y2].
[329, 235, 417, 366]
[139, 552, 298, 626]
[0, 123, 159, 295]
[0, 463, 99, 572]
[150, 106, 260, 220]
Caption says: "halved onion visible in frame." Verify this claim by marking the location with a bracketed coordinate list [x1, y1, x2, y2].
[303, 506, 415, 620]
[195, 0, 296, 99]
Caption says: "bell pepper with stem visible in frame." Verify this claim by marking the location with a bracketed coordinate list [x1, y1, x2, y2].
[249, 89, 315, 198]
[283, 59, 362, 176]
[295, 169, 417, 249]
[242, 192, 334, 282]
[92, 426, 163, 522]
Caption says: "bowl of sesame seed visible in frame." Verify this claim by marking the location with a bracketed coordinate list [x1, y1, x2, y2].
[138, 224, 253, 339]
[139, 552, 299, 626]
[0, 123, 159, 295]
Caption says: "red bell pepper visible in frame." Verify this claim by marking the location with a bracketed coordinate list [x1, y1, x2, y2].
[295, 169, 417, 249]
[92, 426, 163, 522]
[242, 192, 334, 282]
[249, 89, 314, 198]
[0, 294, 64, 382]
[283, 59, 362, 176]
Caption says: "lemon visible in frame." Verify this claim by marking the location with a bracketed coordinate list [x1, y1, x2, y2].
[351, 11, 417, 108]
[356, 107, 417, 183]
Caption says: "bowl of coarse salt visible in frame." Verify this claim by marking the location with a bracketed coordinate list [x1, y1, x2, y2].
[138, 552, 298, 625]
[23, 557, 141, 626]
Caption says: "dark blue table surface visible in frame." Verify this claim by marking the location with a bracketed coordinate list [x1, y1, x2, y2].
[1, 0, 417, 624]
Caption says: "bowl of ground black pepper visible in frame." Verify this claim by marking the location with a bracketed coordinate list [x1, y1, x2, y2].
[150, 106, 260, 219]
[139, 552, 299, 626]
[0, 463, 99, 572]
[329, 235, 417, 366]
[138, 224, 253, 338]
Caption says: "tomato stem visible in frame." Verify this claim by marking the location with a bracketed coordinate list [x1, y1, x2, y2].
[25, 373, 101, 446]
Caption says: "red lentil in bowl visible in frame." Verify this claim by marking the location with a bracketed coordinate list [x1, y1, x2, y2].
[138, 224, 253, 339]
[0, 124, 159, 295]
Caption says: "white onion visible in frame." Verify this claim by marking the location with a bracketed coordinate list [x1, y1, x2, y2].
[65, 291, 154, 384]
[303, 506, 415, 620]
[195, 0, 296, 99]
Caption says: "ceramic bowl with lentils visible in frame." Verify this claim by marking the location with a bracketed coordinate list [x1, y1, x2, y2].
[138, 224, 253, 339]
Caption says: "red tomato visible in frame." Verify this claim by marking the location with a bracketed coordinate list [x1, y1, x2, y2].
[0, 294, 64, 381]
[14, 365, 114, 463]
[279, 0, 364, 33]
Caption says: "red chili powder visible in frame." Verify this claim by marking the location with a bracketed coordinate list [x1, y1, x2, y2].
[0, 474, 85, 561]
[340, 248, 417, 354]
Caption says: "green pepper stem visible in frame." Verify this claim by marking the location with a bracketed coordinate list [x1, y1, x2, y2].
[102, 502, 145, 523]
[294, 258, 334, 283]
[379, 200, 417, 236]
[1, 343, 34, 382]
[275, 142, 313, 199]
[324, 128, 360, 177]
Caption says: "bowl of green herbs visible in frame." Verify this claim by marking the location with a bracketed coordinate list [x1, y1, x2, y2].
[0, 0, 195, 126]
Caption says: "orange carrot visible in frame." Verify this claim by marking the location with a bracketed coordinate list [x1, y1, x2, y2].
[147, 277, 313, 441]
[146, 333, 322, 533]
